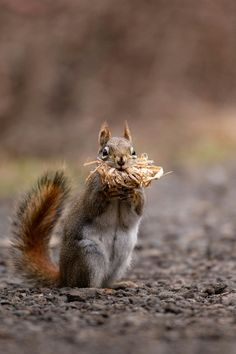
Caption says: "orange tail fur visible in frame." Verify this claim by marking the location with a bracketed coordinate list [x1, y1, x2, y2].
[11, 171, 70, 286]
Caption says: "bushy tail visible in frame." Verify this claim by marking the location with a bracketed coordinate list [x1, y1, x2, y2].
[11, 171, 70, 286]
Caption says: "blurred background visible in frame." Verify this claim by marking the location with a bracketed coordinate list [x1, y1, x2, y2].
[1, 0, 236, 196]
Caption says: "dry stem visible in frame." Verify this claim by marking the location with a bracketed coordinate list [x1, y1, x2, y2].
[84, 154, 165, 191]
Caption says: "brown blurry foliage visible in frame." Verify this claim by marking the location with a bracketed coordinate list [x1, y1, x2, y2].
[0, 0, 236, 161]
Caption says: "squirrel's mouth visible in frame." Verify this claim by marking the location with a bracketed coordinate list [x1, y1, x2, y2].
[116, 164, 130, 172]
[106, 162, 128, 171]
[108, 159, 133, 171]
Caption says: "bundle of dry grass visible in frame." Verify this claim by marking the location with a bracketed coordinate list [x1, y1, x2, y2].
[84, 154, 165, 190]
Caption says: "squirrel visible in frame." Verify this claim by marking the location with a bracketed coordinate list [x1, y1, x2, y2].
[11, 122, 145, 288]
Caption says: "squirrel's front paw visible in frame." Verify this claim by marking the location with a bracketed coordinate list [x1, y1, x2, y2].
[119, 188, 135, 200]
[107, 187, 133, 200]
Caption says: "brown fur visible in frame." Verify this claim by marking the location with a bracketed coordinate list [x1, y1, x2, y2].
[11, 171, 70, 286]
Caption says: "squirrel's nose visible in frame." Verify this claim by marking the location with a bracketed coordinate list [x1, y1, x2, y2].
[117, 157, 125, 166]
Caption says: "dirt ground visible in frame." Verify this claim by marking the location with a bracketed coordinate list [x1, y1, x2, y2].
[0, 162, 236, 354]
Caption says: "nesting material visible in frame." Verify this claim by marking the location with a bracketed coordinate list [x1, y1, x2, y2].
[84, 153, 165, 190]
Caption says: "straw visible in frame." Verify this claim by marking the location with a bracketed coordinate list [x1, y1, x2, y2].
[84, 154, 166, 190]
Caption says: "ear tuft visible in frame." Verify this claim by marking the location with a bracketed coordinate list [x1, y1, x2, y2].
[124, 121, 132, 142]
[99, 122, 112, 147]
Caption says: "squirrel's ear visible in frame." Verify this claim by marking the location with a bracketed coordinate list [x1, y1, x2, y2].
[99, 122, 112, 147]
[124, 121, 132, 142]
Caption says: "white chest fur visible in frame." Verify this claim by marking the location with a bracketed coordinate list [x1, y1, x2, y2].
[83, 199, 141, 279]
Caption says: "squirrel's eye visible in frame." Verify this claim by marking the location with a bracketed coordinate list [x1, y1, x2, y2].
[130, 147, 137, 157]
[102, 146, 109, 159]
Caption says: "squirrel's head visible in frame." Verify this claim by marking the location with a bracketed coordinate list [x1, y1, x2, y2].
[98, 122, 137, 171]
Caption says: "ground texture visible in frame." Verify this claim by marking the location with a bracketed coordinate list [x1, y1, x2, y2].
[0, 163, 236, 354]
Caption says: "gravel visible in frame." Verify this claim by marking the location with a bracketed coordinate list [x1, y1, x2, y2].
[0, 163, 236, 354]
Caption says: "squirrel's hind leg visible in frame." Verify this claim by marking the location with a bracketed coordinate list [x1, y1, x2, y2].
[59, 239, 108, 288]
[111, 281, 138, 289]
[80, 239, 108, 288]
